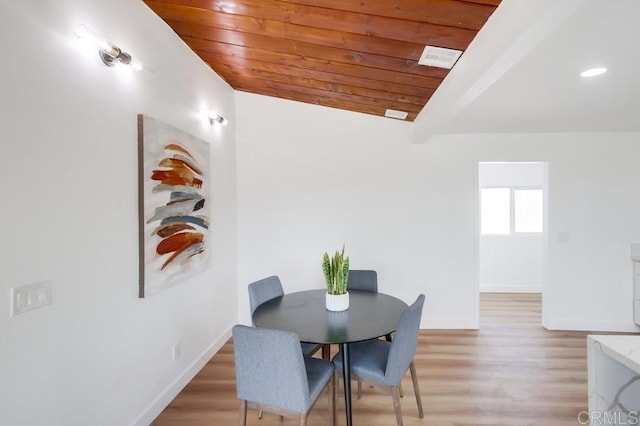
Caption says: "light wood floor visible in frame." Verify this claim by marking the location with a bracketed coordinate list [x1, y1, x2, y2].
[152, 294, 597, 425]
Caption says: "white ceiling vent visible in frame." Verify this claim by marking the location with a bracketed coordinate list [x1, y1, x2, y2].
[385, 109, 408, 120]
[418, 46, 463, 69]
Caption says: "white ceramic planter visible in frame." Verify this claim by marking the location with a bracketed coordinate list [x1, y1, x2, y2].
[326, 291, 349, 311]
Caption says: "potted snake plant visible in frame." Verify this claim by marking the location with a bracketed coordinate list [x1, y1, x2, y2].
[322, 244, 350, 311]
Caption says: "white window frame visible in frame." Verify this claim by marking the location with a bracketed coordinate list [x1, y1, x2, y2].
[480, 186, 544, 236]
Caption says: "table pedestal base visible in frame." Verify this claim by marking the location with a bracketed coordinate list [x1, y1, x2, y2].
[340, 343, 352, 426]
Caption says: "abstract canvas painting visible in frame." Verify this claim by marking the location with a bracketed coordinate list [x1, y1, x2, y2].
[138, 115, 211, 297]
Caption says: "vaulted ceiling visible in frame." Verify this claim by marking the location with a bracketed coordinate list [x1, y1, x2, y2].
[411, 0, 640, 140]
[143, 0, 501, 122]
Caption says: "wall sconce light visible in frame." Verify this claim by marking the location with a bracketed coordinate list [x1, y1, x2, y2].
[209, 112, 229, 126]
[74, 24, 142, 71]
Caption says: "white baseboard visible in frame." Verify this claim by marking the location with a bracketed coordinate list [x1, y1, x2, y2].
[422, 318, 479, 330]
[544, 319, 640, 332]
[132, 325, 233, 426]
[480, 285, 542, 293]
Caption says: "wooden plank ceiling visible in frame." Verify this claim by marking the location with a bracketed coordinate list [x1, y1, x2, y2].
[143, 0, 501, 122]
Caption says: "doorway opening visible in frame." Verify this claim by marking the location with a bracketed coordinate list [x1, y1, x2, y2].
[477, 162, 548, 327]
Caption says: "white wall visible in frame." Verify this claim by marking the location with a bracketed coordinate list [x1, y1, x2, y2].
[236, 94, 480, 330]
[0, 1, 237, 425]
[479, 162, 546, 187]
[236, 93, 640, 333]
[479, 162, 546, 292]
[480, 235, 545, 291]
[544, 136, 640, 331]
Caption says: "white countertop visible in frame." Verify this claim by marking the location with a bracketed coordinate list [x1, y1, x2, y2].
[588, 335, 640, 373]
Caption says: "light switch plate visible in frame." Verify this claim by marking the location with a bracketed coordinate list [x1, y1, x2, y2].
[11, 280, 52, 316]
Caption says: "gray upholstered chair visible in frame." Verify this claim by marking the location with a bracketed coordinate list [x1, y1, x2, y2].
[248, 275, 285, 317]
[346, 270, 392, 342]
[247, 275, 326, 420]
[346, 270, 378, 292]
[346, 269, 396, 395]
[232, 324, 336, 426]
[332, 294, 425, 426]
[248, 275, 322, 357]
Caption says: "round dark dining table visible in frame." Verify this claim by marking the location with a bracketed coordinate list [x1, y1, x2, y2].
[252, 289, 408, 426]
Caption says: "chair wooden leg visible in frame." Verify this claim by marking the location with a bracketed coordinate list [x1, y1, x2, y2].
[240, 400, 247, 426]
[329, 371, 336, 426]
[357, 379, 362, 399]
[409, 362, 424, 418]
[322, 344, 331, 360]
[391, 386, 404, 426]
[257, 410, 263, 419]
[299, 415, 307, 426]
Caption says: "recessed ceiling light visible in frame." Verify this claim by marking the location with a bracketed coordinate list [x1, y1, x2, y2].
[580, 67, 607, 78]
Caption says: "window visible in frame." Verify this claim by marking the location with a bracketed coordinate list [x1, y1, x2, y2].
[514, 189, 543, 233]
[481, 187, 543, 235]
[480, 188, 510, 235]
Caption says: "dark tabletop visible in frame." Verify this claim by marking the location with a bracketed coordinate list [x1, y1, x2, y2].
[252, 289, 408, 345]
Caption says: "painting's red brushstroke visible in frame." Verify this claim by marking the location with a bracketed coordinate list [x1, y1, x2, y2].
[165, 143, 194, 159]
[159, 158, 203, 176]
[154, 223, 196, 238]
[156, 232, 203, 255]
[151, 165, 203, 188]
[156, 232, 204, 271]
[160, 246, 204, 271]
[161, 244, 205, 271]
